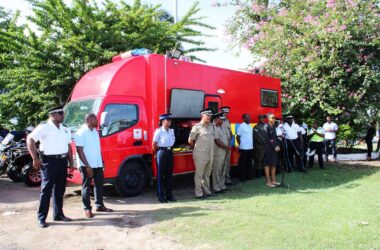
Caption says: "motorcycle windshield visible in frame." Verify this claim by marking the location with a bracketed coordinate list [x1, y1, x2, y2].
[64, 98, 102, 131]
[1, 133, 14, 145]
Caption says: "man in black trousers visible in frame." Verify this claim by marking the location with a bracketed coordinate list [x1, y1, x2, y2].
[27, 107, 74, 228]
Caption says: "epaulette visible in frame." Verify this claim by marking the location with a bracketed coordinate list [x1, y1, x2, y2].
[62, 124, 68, 128]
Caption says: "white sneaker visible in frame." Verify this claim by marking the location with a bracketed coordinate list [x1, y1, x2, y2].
[306, 148, 316, 157]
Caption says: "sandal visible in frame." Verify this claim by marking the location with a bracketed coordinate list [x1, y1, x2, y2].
[266, 183, 276, 188]
[272, 182, 281, 186]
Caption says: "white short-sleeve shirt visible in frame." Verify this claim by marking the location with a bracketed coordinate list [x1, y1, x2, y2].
[153, 127, 175, 147]
[237, 123, 253, 150]
[75, 124, 103, 168]
[323, 122, 338, 139]
[283, 123, 301, 140]
[29, 120, 71, 155]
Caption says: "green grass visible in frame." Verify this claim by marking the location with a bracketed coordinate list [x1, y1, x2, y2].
[152, 164, 380, 250]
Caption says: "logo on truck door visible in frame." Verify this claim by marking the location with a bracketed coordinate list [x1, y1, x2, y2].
[133, 129, 142, 139]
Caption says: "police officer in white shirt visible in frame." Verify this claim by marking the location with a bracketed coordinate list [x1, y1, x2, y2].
[75, 113, 113, 219]
[282, 115, 305, 172]
[323, 115, 339, 161]
[27, 106, 74, 228]
[236, 113, 254, 181]
[153, 113, 176, 203]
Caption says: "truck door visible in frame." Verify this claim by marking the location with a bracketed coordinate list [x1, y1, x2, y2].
[204, 94, 222, 113]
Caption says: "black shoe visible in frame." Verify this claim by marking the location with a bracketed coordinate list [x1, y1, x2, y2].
[222, 188, 231, 192]
[167, 197, 177, 202]
[195, 195, 207, 200]
[225, 182, 232, 186]
[214, 190, 224, 194]
[207, 193, 215, 197]
[298, 169, 307, 173]
[320, 167, 325, 169]
[54, 216, 72, 222]
[38, 220, 48, 228]
[158, 198, 167, 203]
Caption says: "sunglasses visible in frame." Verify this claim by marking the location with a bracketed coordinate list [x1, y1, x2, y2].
[268, 116, 276, 119]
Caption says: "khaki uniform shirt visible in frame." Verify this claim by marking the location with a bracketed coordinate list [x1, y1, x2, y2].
[222, 119, 232, 141]
[214, 125, 229, 156]
[189, 122, 215, 157]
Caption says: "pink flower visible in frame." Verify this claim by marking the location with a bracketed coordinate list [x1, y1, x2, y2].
[252, 2, 265, 13]
[327, 0, 336, 8]
[304, 15, 313, 23]
[345, 68, 352, 73]
[345, 0, 356, 7]
[278, 8, 288, 17]
[341, 25, 347, 30]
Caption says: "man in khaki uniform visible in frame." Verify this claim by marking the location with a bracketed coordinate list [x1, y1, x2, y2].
[188, 109, 215, 199]
[212, 113, 231, 193]
[220, 106, 233, 185]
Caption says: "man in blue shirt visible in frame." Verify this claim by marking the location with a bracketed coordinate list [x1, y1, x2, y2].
[236, 113, 254, 181]
[75, 113, 113, 218]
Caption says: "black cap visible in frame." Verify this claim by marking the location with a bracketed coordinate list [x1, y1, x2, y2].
[213, 112, 223, 119]
[159, 113, 172, 120]
[48, 106, 64, 114]
[220, 106, 230, 113]
[285, 114, 294, 119]
[258, 114, 267, 119]
[200, 109, 213, 116]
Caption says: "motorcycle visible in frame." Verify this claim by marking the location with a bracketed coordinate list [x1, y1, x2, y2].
[0, 133, 15, 176]
[3, 128, 41, 186]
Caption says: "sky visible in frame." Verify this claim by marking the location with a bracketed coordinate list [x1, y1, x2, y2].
[0, 0, 254, 70]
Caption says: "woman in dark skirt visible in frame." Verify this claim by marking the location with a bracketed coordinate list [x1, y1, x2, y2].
[264, 113, 281, 187]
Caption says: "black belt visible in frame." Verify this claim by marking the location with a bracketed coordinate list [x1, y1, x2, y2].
[42, 154, 67, 159]
[158, 147, 172, 151]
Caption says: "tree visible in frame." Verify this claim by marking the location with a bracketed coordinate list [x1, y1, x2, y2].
[0, 0, 214, 129]
[227, 0, 379, 132]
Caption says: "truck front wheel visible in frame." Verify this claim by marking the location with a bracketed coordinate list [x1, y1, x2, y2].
[115, 161, 146, 197]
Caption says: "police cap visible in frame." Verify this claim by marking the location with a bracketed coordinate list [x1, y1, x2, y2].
[48, 106, 64, 114]
[200, 109, 213, 116]
[159, 113, 172, 120]
[220, 106, 230, 113]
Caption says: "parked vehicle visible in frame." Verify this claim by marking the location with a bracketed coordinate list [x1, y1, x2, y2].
[0, 133, 15, 175]
[2, 128, 41, 186]
[64, 52, 282, 196]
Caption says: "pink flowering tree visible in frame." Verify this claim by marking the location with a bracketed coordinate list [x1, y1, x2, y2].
[227, 0, 379, 131]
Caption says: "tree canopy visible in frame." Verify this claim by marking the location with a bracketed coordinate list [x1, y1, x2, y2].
[0, 0, 214, 129]
[228, 0, 379, 131]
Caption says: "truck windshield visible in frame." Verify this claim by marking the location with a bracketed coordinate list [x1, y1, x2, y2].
[64, 99, 102, 131]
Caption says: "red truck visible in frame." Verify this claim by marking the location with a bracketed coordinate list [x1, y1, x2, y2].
[64, 53, 281, 196]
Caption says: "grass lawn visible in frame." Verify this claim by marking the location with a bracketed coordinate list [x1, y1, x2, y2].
[152, 163, 380, 250]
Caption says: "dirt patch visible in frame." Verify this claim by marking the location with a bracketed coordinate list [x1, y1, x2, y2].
[0, 175, 195, 250]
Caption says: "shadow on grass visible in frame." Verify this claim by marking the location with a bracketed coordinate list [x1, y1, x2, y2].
[96, 162, 380, 206]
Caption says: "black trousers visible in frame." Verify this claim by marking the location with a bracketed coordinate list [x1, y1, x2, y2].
[286, 139, 303, 171]
[38, 156, 67, 221]
[238, 149, 253, 181]
[365, 139, 373, 157]
[302, 135, 308, 167]
[156, 149, 174, 200]
[308, 141, 324, 168]
[80, 167, 104, 211]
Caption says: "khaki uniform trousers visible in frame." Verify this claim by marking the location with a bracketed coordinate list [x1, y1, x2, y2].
[212, 151, 227, 192]
[193, 151, 213, 197]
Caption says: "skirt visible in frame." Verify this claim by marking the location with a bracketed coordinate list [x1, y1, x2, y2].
[263, 145, 278, 166]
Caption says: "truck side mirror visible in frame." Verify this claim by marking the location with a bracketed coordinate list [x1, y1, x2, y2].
[100, 112, 109, 128]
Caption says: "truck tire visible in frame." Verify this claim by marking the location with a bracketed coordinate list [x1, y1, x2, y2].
[7, 165, 22, 182]
[115, 161, 146, 197]
[22, 163, 41, 187]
